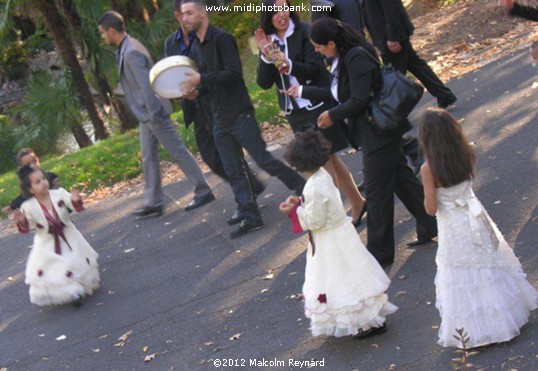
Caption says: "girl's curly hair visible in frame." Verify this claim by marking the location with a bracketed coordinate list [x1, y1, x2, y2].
[283, 129, 331, 172]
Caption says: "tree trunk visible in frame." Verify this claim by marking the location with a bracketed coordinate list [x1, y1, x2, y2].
[70, 122, 92, 148]
[36, 0, 109, 141]
[60, 0, 136, 131]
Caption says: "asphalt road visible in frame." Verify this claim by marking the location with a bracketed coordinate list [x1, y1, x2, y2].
[1, 46, 537, 371]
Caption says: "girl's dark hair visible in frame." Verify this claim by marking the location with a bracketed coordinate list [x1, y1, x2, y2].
[309, 17, 376, 57]
[260, 0, 301, 35]
[284, 129, 331, 172]
[418, 108, 476, 187]
[18, 165, 44, 198]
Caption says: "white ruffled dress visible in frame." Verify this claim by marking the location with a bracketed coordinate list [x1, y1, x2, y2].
[434, 181, 537, 348]
[19, 188, 100, 306]
[296, 168, 397, 337]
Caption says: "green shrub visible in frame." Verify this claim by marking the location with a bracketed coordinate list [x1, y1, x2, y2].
[0, 40, 29, 80]
[0, 115, 18, 174]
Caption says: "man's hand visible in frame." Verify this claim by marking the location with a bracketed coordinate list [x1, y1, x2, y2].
[387, 40, 402, 53]
[181, 70, 201, 98]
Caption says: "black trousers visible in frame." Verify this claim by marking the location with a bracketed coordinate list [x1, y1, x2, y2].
[381, 40, 453, 100]
[193, 108, 263, 194]
[363, 137, 437, 266]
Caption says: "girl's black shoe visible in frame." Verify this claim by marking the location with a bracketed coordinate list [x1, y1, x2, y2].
[354, 323, 387, 339]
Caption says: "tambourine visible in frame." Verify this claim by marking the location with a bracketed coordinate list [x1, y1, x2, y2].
[149, 56, 197, 99]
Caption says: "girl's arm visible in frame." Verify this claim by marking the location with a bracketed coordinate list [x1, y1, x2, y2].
[420, 162, 437, 216]
[13, 208, 30, 234]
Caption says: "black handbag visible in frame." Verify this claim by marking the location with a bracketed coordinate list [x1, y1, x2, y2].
[359, 47, 424, 136]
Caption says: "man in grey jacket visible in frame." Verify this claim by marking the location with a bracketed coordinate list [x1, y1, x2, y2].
[98, 10, 214, 217]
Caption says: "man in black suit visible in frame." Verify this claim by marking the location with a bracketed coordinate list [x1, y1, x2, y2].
[502, 0, 538, 21]
[164, 0, 264, 225]
[310, 0, 365, 35]
[362, 0, 457, 109]
[180, 0, 306, 239]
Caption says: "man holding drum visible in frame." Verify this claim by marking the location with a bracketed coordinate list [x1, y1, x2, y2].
[97, 10, 215, 217]
[180, 0, 306, 239]
[164, 0, 265, 226]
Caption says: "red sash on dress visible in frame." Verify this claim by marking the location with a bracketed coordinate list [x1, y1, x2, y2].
[39, 202, 72, 255]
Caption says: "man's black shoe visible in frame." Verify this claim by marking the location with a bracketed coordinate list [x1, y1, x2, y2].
[230, 220, 264, 239]
[406, 233, 437, 247]
[184, 193, 216, 211]
[438, 94, 457, 109]
[354, 323, 387, 339]
[132, 206, 163, 218]
[227, 209, 244, 225]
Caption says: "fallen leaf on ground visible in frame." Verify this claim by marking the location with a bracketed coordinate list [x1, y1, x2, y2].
[261, 289, 269, 293]
[56, 335, 66, 341]
[98, 334, 108, 339]
[114, 330, 133, 347]
[204, 341, 214, 346]
[263, 273, 274, 280]
[229, 333, 241, 341]
[395, 291, 407, 298]
[142, 346, 149, 352]
[92, 348, 100, 353]
[398, 274, 406, 280]
[144, 353, 158, 362]
[124, 248, 135, 253]
[38, 334, 45, 337]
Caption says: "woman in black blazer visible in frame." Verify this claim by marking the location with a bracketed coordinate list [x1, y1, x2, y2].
[255, 0, 365, 226]
[290, 17, 437, 267]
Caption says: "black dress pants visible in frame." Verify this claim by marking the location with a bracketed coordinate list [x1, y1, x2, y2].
[363, 137, 437, 266]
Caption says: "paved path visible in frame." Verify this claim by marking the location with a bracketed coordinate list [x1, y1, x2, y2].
[1, 47, 537, 371]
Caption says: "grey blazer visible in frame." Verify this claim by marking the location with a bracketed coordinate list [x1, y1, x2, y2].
[117, 35, 172, 123]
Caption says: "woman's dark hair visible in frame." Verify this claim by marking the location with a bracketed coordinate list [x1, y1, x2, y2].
[260, 0, 301, 35]
[284, 129, 331, 172]
[418, 108, 476, 187]
[18, 165, 44, 198]
[309, 17, 376, 57]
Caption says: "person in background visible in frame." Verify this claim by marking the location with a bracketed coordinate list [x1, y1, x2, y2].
[501, 0, 538, 21]
[164, 0, 265, 226]
[288, 17, 437, 267]
[255, 0, 366, 227]
[97, 10, 214, 218]
[9, 148, 60, 212]
[310, 0, 365, 35]
[180, 0, 306, 239]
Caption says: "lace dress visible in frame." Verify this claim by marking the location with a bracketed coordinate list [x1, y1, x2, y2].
[435, 181, 537, 348]
[18, 188, 100, 306]
[293, 168, 397, 337]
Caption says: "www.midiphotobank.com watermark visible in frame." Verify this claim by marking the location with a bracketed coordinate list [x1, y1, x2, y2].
[206, 3, 332, 13]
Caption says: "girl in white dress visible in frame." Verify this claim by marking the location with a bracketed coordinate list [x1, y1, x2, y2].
[279, 130, 397, 338]
[13, 165, 100, 307]
[419, 108, 537, 348]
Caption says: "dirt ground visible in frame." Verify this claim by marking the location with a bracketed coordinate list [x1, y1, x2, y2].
[412, 0, 538, 81]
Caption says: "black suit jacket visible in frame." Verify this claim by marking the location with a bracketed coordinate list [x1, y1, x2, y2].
[310, 0, 365, 33]
[191, 25, 253, 126]
[511, 3, 538, 21]
[362, 0, 414, 53]
[256, 22, 331, 113]
[302, 47, 409, 154]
